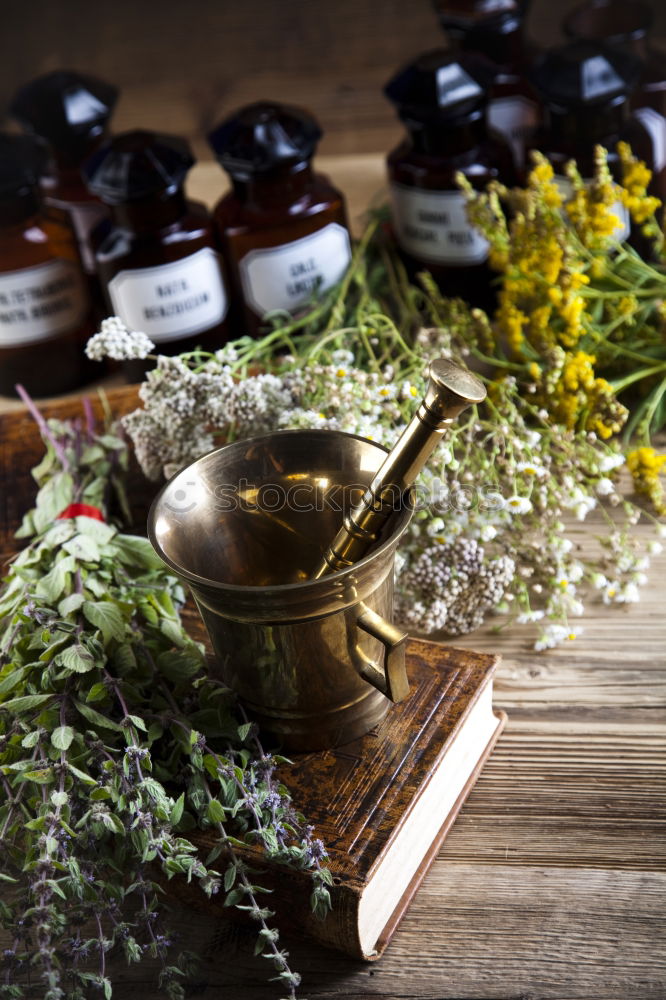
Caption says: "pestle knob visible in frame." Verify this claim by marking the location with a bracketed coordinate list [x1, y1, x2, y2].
[310, 358, 487, 580]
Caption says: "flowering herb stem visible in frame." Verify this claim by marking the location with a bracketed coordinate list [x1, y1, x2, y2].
[0, 406, 331, 999]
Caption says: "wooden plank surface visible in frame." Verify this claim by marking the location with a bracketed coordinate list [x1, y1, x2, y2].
[2, 1, 666, 989]
[1, 384, 664, 999]
[3, 0, 665, 162]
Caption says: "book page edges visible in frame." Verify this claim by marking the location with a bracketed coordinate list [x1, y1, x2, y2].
[359, 704, 508, 961]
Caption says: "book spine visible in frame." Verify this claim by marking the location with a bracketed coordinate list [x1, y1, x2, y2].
[241, 860, 367, 959]
[161, 851, 367, 959]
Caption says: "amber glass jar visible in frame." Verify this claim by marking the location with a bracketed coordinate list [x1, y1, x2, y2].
[0, 135, 92, 398]
[563, 0, 666, 200]
[10, 71, 118, 309]
[82, 130, 230, 377]
[208, 102, 352, 338]
[432, 0, 541, 173]
[384, 50, 516, 311]
[529, 41, 646, 242]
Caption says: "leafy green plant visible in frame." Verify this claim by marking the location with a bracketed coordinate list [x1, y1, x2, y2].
[0, 397, 330, 999]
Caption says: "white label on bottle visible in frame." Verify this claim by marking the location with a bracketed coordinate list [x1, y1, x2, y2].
[488, 94, 539, 167]
[555, 175, 630, 242]
[239, 223, 352, 317]
[389, 184, 489, 265]
[633, 107, 666, 173]
[46, 197, 108, 274]
[0, 259, 88, 347]
[107, 247, 228, 343]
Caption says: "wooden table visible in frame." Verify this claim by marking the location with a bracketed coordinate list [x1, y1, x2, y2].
[117, 513, 666, 1000]
[108, 516, 664, 1000]
[2, 401, 664, 1000]
[1, 156, 665, 999]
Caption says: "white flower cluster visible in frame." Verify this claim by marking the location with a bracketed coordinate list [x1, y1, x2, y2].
[114, 339, 661, 651]
[86, 318, 155, 361]
[394, 538, 515, 636]
[535, 624, 583, 651]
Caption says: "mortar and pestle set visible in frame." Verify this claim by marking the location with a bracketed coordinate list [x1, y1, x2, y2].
[148, 359, 486, 752]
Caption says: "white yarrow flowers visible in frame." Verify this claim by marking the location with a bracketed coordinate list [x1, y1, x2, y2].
[84, 319, 664, 652]
[86, 317, 155, 361]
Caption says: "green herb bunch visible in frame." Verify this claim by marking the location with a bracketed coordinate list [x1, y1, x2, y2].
[0, 399, 331, 999]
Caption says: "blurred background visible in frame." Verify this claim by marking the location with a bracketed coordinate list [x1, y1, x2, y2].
[4, 0, 665, 161]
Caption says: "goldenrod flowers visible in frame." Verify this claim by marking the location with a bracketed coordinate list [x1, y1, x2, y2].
[627, 447, 666, 514]
[460, 144, 666, 508]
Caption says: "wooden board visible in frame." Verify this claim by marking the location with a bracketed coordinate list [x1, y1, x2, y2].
[3, 0, 665, 161]
[0, 383, 664, 998]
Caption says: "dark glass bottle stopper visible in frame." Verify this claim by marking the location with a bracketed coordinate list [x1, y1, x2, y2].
[531, 40, 640, 107]
[208, 101, 322, 181]
[384, 50, 492, 124]
[563, 0, 653, 46]
[81, 130, 194, 204]
[10, 70, 118, 159]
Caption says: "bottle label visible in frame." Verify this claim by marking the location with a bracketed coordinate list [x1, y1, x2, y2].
[633, 107, 666, 173]
[389, 184, 490, 265]
[488, 94, 539, 168]
[554, 175, 630, 242]
[46, 197, 108, 274]
[107, 247, 228, 343]
[0, 259, 88, 348]
[239, 223, 352, 317]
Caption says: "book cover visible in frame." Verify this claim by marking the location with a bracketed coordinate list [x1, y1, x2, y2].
[190, 636, 506, 960]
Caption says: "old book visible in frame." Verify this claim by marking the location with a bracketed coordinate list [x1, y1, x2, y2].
[192, 636, 506, 961]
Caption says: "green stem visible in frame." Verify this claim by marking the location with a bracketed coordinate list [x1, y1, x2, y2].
[585, 326, 666, 367]
[610, 363, 666, 394]
[640, 378, 666, 445]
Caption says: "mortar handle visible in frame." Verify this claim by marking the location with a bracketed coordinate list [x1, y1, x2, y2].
[355, 604, 410, 703]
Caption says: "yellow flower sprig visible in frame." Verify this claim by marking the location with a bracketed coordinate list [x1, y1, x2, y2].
[459, 146, 666, 482]
[627, 447, 666, 514]
[458, 145, 666, 509]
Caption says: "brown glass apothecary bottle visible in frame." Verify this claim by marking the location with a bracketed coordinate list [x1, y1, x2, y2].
[82, 130, 231, 378]
[0, 134, 93, 398]
[384, 50, 517, 311]
[528, 41, 649, 244]
[432, 0, 542, 174]
[10, 70, 118, 313]
[208, 102, 352, 338]
[563, 0, 666, 201]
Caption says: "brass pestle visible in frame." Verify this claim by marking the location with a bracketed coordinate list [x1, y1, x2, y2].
[311, 358, 487, 580]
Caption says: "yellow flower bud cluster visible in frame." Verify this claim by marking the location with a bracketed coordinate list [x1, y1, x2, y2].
[458, 146, 666, 456]
[564, 151, 628, 247]
[627, 447, 666, 514]
[617, 142, 662, 225]
[531, 350, 627, 439]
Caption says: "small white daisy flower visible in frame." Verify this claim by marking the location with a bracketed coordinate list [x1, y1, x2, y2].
[506, 495, 532, 515]
[599, 452, 625, 472]
[618, 582, 640, 603]
[517, 460, 547, 478]
[516, 609, 545, 624]
[595, 477, 615, 496]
